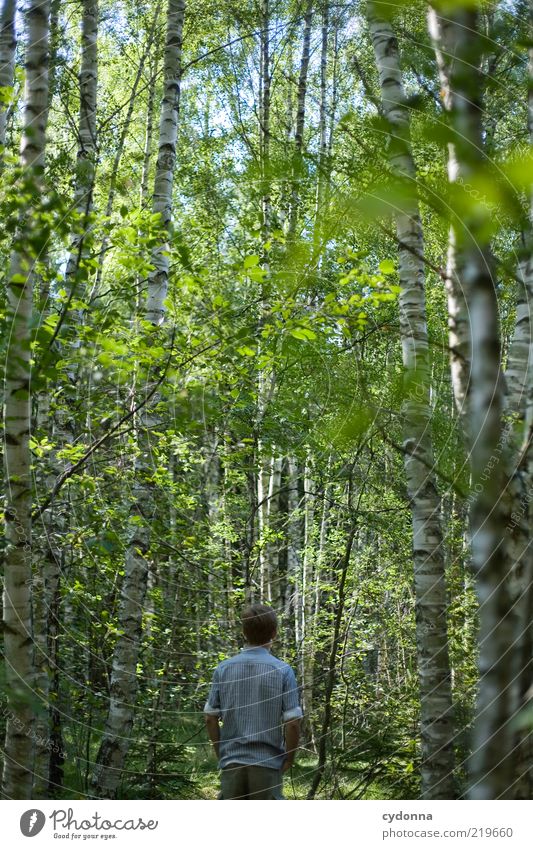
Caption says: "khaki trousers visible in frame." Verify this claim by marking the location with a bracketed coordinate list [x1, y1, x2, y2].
[219, 763, 285, 799]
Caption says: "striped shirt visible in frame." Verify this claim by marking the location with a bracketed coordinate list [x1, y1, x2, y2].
[203, 646, 303, 771]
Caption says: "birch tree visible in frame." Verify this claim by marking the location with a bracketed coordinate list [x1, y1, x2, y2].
[63, 0, 98, 315]
[427, 9, 472, 436]
[288, 0, 312, 235]
[0, 0, 16, 165]
[145, 0, 186, 325]
[504, 1, 533, 797]
[367, 1, 455, 798]
[428, 2, 513, 799]
[90, 0, 186, 799]
[2, 0, 51, 801]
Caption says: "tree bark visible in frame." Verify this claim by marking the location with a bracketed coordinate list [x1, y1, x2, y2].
[504, 2, 533, 797]
[288, 1, 312, 235]
[429, 3, 513, 800]
[427, 9, 472, 435]
[145, 0, 186, 325]
[301, 452, 316, 745]
[0, 0, 16, 166]
[92, 3, 161, 297]
[368, 2, 455, 798]
[63, 0, 98, 318]
[2, 0, 51, 801]
[90, 0, 186, 798]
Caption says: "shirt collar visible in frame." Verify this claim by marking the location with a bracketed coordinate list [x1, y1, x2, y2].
[241, 644, 271, 653]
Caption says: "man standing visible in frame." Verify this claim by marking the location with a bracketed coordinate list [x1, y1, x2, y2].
[204, 604, 303, 799]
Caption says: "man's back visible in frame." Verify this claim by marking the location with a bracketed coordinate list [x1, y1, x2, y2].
[204, 645, 302, 771]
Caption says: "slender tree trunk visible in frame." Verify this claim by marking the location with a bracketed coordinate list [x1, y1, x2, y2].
[429, 3, 513, 799]
[301, 453, 316, 745]
[259, 0, 271, 234]
[285, 456, 301, 650]
[255, 0, 274, 604]
[505, 3, 533, 797]
[313, 0, 328, 255]
[368, 3, 455, 798]
[288, 1, 312, 235]
[1, 0, 51, 801]
[266, 453, 282, 606]
[307, 523, 357, 798]
[145, 0, 186, 325]
[90, 0, 186, 798]
[92, 3, 161, 296]
[204, 429, 221, 645]
[427, 9, 472, 435]
[0, 0, 16, 166]
[140, 58, 158, 212]
[63, 0, 98, 317]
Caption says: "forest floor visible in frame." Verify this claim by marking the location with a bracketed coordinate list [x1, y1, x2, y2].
[65, 719, 417, 800]
[194, 758, 396, 800]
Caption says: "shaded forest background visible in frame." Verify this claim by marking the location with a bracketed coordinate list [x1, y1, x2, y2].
[1, 0, 532, 800]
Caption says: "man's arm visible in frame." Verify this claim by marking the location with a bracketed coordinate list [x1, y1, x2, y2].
[205, 714, 221, 759]
[282, 718, 301, 773]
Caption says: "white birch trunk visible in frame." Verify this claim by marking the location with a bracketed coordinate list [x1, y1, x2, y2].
[91, 1, 186, 797]
[89, 501, 150, 797]
[63, 0, 98, 317]
[286, 456, 301, 649]
[145, 0, 186, 325]
[427, 9, 472, 436]
[288, 1, 312, 235]
[428, 5, 514, 799]
[1, 0, 51, 801]
[259, 0, 271, 234]
[368, 3, 455, 798]
[505, 5, 533, 797]
[313, 0, 328, 257]
[0, 0, 16, 163]
[301, 453, 316, 745]
[204, 429, 222, 643]
[266, 453, 282, 605]
[93, 6, 161, 297]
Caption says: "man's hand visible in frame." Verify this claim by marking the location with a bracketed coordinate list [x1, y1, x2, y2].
[205, 714, 221, 759]
[283, 718, 301, 773]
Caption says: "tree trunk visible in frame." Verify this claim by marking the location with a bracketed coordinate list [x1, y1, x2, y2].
[429, 3, 513, 800]
[307, 523, 357, 798]
[92, 3, 161, 297]
[313, 0, 328, 256]
[427, 9, 472, 434]
[368, 3, 455, 798]
[259, 0, 271, 234]
[0, 0, 16, 166]
[505, 3, 533, 798]
[90, 0, 186, 798]
[301, 453, 316, 746]
[63, 0, 98, 318]
[1, 0, 51, 801]
[288, 1, 312, 235]
[145, 0, 186, 325]
[285, 456, 301, 650]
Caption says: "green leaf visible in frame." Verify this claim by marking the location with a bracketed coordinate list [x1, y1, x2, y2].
[290, 327, 317, 341]
[379, 259, 395, 275]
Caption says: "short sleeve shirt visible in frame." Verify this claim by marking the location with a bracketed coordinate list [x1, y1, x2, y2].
[203, 646, 303, 770]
